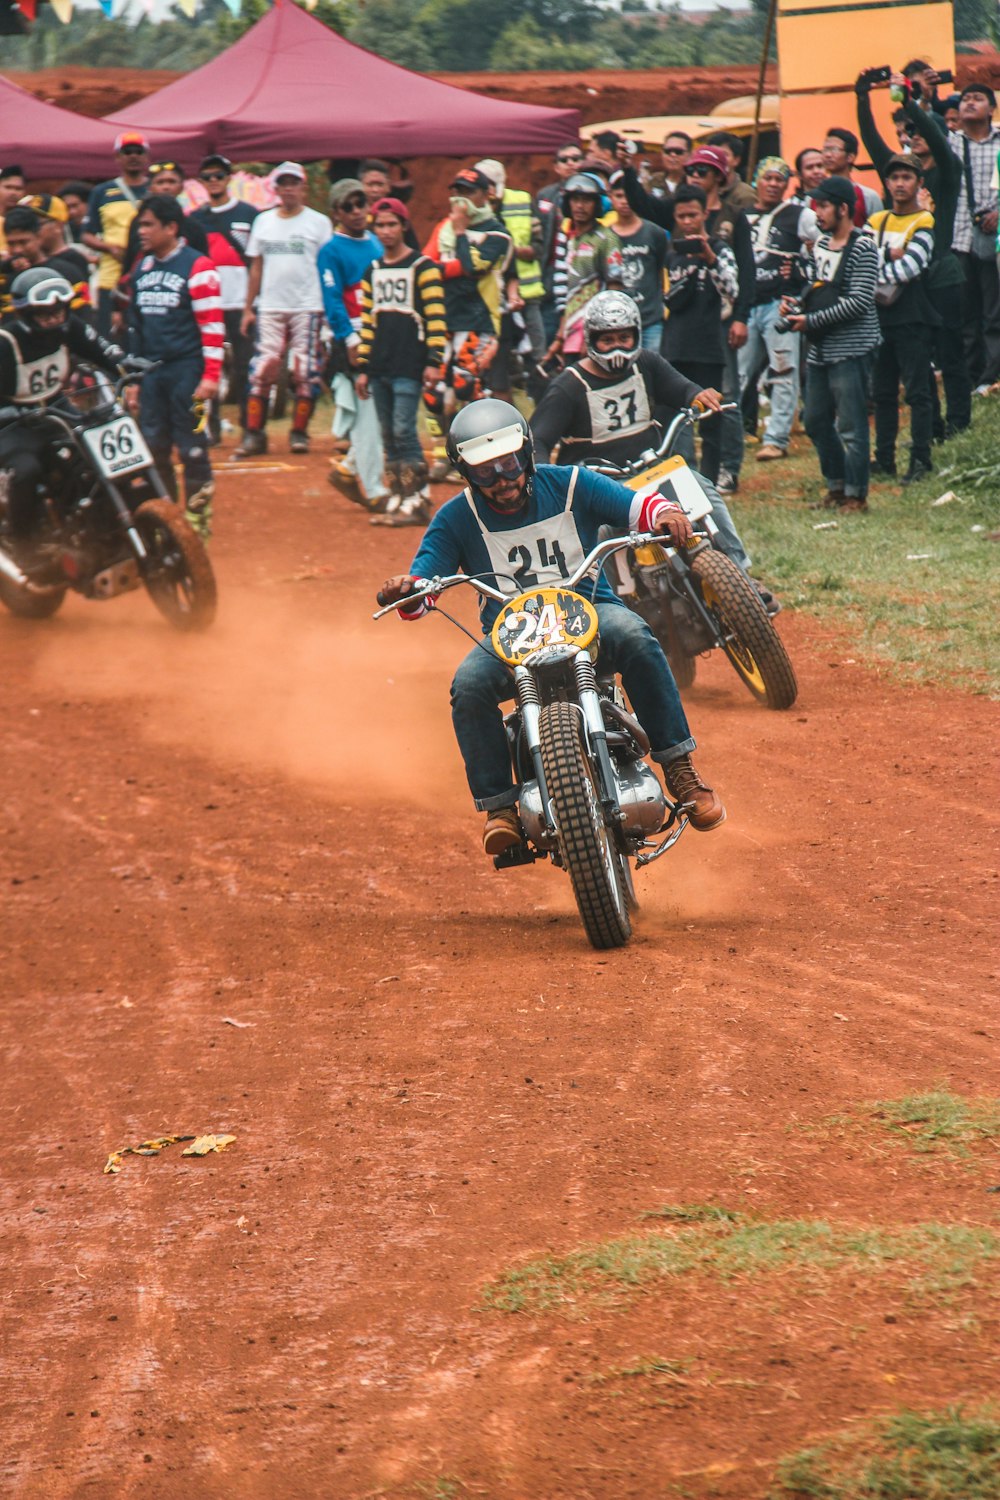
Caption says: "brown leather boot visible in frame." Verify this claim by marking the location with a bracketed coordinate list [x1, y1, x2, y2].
[483, 806, 522, 855]
[663, 754, 726, 831]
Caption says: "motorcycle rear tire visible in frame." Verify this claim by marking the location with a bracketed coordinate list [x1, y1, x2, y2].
[690, 549, 797, 710]
[134, 499, 217, 632]
[539, 700, 631, 951]
[0, 576, 67, 619]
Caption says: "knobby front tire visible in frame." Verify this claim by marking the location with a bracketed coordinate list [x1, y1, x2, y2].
[538, 699, 632, 950]
[690, 549, 797, 710]
[134, 499, 217, 632]
[0, 577, 66, 619]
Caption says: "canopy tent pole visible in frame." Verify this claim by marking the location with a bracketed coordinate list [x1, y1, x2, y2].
[747, 0, 778, 180]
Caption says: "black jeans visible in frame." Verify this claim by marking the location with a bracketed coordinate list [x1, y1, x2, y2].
[670, 359, 724, 482]
[927, 279, 971, 436]
[957, 250, 1000, 387]
[0, 423, 48, 539]
[872, 322, 935, 471]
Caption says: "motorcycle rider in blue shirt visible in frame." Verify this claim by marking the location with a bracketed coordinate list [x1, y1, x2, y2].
[378, 398, 725, 856]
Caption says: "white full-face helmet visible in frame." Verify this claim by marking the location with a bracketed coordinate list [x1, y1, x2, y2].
[583, 290, 642, 375]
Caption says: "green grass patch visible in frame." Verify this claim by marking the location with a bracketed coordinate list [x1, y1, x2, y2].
[770, 1404, 1000, 1499]
[482, 1214, 999, 1314]
[641, 1201, 740, 1224]
[871, 1091, 1000, 1157]
[738, 402, 1000, 696]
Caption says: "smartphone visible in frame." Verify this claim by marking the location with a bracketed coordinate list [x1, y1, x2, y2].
[937, 68, 954, 84]
[868, 65, 892, 84]
[672, 238, 706, 255]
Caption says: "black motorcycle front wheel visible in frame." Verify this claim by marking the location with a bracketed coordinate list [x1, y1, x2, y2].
[133, 499, 217, 632]
[691, 549, 798, 710]
[539, 700, 632, 950]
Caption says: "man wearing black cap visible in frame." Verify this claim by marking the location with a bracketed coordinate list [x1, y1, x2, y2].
[781, 175, 879, 512]
[948, 83, 1000, 392]
[867, 154, 938, 482]
[191, 156, 259, 437]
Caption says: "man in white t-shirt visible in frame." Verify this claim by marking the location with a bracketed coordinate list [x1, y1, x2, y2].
[235, 161, 331, 457]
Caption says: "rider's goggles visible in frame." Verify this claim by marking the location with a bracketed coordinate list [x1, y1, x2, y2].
[464, 450, 527, 487]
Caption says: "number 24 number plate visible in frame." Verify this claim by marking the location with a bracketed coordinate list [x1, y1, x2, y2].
[81, 416, 154, 479]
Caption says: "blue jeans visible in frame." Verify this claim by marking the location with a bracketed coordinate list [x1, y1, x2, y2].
[718, 336, 745, 478]
[370, 375, 423, 468]
[803, 353, 872, 499]
[739, 300, 801, 451]
[450, 602, 695, 809]
[139, 355, 211, 503]
[641, 321, 664, 351]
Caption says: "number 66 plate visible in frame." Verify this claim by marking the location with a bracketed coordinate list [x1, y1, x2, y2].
[81, 416, 154, 479]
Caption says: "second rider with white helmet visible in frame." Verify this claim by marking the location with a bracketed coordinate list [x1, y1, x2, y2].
[531, 290, 778, 612]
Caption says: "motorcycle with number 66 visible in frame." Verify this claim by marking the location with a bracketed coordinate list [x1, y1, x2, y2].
[0, 365, 216, 630]
[375, 534, 697, 952]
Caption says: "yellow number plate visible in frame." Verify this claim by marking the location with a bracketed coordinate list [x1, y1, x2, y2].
[491, 586, 599, 666]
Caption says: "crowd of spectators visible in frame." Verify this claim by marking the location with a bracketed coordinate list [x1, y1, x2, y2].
[1, 64, 998, 536]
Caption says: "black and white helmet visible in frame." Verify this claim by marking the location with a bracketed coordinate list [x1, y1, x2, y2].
[584, 290, 642, 375]
[11, 268, 74, 314]
[446, 398, 534, 491]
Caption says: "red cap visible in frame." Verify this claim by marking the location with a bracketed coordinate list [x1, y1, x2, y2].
[371, 196, 410, 222]
[686, 146, 729, 177]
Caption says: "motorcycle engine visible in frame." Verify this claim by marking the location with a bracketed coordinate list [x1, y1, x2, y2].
[614, 760, 668, 835]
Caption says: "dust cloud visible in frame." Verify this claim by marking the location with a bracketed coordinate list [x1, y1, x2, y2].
[18, 586, 469, 814]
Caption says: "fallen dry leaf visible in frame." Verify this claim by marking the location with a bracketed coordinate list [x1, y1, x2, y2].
[181, 1134, 237, 1157]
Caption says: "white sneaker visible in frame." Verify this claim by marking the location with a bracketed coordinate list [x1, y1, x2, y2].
[717, 467, 739, 495]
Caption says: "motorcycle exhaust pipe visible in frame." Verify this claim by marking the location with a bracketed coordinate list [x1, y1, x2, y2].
[0, 545, 64, 597]
[0, 546, 30, 590]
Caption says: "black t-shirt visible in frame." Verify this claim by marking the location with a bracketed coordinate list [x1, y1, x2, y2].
[530, 349, 700, 466]
[662, 239, 733, 365]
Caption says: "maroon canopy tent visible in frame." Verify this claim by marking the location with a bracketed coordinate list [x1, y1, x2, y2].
[107, 0, 579, 163]
[0, 72, 203, 178]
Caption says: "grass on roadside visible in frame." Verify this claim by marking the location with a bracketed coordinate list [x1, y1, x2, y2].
[482, 1214, 999, 1314]
[737, 400, 1000, 696]
[812, 1090, 1000, 1162]
[770, 1404, 1000, 1499]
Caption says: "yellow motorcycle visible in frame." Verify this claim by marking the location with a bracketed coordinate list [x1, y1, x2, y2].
[590, 408, 797, 710]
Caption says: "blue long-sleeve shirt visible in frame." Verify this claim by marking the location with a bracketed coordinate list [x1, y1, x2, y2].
[409, 464, 672, 629]
[317, 230, 382, 343]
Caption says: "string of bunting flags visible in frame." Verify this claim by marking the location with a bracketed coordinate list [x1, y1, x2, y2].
[9, 0, 320, 25]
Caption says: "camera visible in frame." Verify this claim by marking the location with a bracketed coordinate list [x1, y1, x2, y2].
[774, 299, 801, 334]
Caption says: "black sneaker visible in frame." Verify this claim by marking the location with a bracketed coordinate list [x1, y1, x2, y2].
[870, 460, 897, 478]
[901, 460, 933, 486]
[289, 431, 310, 455]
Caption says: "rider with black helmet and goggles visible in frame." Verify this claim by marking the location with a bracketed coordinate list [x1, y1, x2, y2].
[531, 290, 777, 611]
[0, 268, 148, 543]
[379, 396, 726, 857]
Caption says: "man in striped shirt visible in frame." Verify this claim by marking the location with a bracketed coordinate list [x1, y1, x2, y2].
[781, 176, 879, 513]
[355, 197, 447, 527]
[130, 195, 223, 538]
[948, 84, 1000, 391]
[868, 154, 937, 483]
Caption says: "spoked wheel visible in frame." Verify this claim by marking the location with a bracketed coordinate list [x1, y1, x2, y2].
[691, 549, 797, 710]
[539, 700, 631, 950]
[133, 499, 217, 632]
[0, 575, 66, 619]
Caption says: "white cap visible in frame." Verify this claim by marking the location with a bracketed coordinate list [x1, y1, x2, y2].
[475, 158, 506, 194]
[271, 160, 306, 182]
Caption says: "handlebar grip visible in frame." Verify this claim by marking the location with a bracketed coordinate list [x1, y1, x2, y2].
[376, 588, 394, 608]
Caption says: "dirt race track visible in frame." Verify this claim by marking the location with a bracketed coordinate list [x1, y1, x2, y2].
[1, 434, 997, 1499]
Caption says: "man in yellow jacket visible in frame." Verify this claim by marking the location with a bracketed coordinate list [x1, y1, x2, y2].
[476, 157, 547, 372]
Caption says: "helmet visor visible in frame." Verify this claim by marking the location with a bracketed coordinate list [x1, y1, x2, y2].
[465, 449, 528, 487]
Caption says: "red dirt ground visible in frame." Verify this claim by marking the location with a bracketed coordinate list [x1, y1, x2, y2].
[1, 434, 997, 1499]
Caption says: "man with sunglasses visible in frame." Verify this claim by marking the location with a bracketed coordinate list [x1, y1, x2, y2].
[536, 143, 584, 343]
[83, 131, 150, 338]
[236, 161, 330, 457]
[377, 397, 725, 856]
[191, 155, 259, 439]
[647, 132, 692, 200]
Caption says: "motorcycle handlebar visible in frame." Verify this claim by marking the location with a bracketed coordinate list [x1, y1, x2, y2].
[586, 402, 739, 478]
[372, 534, 662, 619]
